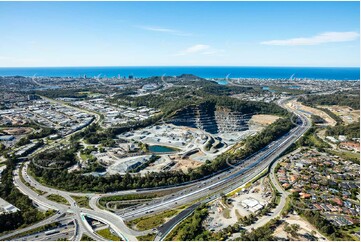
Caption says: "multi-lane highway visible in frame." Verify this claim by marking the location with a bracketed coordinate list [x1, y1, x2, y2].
[5, 96, 311, 241]
[10, 163, 142, 241]
[116, 98, 311, 221]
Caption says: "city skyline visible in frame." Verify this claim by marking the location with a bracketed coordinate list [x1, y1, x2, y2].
[0, 1, 360, 67]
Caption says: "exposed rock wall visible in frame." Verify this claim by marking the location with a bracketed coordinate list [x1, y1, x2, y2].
[168, 104, 252, 134]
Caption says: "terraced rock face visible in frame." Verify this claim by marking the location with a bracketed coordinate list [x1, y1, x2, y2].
[168, 103, 252, 134]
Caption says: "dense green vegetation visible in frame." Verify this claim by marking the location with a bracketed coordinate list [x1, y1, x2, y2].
[33, 142, 79, 169]
[112, 80, 286, 118]
[205, 96, 288, 116]
[112, 86, 199, 116]
[311, 114, 326, 124]
[99, 193, 157, 207]
[0, 158, 55, 233]
[46, 194, 70, 205]
[28, 128, 55, 140]
[16, 137, 31, 147]
[293, 205, 355, 241]
[136, 233, 156, 241]
[71, 123, 116, 147]
[165, 205, 210, 241]
[299, 93, 360, 110]
[35, 89, 90, 99]
[326, 121, 360, 139]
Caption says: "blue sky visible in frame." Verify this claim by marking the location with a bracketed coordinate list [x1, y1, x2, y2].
[0, 1, 359, 67]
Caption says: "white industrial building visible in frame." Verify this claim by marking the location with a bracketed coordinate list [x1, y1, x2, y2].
[0, 198, 20, 215]
[241, 198, 264, 213]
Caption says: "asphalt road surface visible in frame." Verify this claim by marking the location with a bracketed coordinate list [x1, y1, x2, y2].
[5, 96, 311, 241]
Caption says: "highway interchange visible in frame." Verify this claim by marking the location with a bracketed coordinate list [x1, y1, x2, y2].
[1, 96, 311, 241]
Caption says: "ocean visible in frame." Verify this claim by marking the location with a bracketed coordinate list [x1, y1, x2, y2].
[0, 66, 359, 80]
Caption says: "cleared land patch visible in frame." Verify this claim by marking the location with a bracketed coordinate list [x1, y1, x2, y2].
[249, 114, 280, 126]
[319, 105, 360, 124]
[288, 101, 337, 126]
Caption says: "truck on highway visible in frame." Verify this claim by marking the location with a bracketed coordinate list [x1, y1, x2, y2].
[44, 229, 59, 236]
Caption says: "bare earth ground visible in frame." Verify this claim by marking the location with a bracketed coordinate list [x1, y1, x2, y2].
[171, 158, 202, 173]
[249, 114, 280, 126]
[1, 127, 32, 135]
[273, 213, 327, 241]
[319, 105, 360, 124]
[204, 178, 272, 232]
[287, 101, 337, 126]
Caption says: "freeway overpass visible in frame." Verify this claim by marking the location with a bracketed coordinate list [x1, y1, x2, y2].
[8, 96, 311, 241]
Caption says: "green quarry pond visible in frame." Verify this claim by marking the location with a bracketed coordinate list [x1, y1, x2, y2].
[149, 145, 177, 153]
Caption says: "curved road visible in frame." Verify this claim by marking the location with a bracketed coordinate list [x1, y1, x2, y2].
[6, 96, 311, 241]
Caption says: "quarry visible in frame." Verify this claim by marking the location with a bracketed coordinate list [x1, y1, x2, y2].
[102, 105, 280, 175]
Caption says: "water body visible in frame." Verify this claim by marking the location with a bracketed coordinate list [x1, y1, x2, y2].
[148, 145, 177, 153]
[215, 79, 228, 85]
[0, 66, 359, 80]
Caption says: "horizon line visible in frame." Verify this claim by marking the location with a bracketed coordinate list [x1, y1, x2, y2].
[0, 65, 359, 69]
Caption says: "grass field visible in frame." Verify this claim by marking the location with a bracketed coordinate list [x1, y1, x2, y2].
[223, 207, 231, 219]
[71, 195, 91, 209]
[126, 208, 184, 231]
[46, 194, 70, 205]
[80, 153, 94, 161]
[97, 228, 122, 241]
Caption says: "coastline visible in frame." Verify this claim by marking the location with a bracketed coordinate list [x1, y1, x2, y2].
[0, 66, 359, 80]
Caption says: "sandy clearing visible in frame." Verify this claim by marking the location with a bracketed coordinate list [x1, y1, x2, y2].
[286, 213, 326, 240]
[249, 114, 280, 126]
[319, 105, 360, 124]
[171, 158, 202, 173]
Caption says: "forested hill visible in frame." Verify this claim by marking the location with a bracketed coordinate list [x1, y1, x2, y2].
[299, 93, 360, 110]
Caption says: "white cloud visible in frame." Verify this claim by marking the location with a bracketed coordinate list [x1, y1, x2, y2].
[176, 44, 226, 56]
[261, 31, 359, 46]
[137, 25, 191, 36]
[183, 44, 210, 54]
